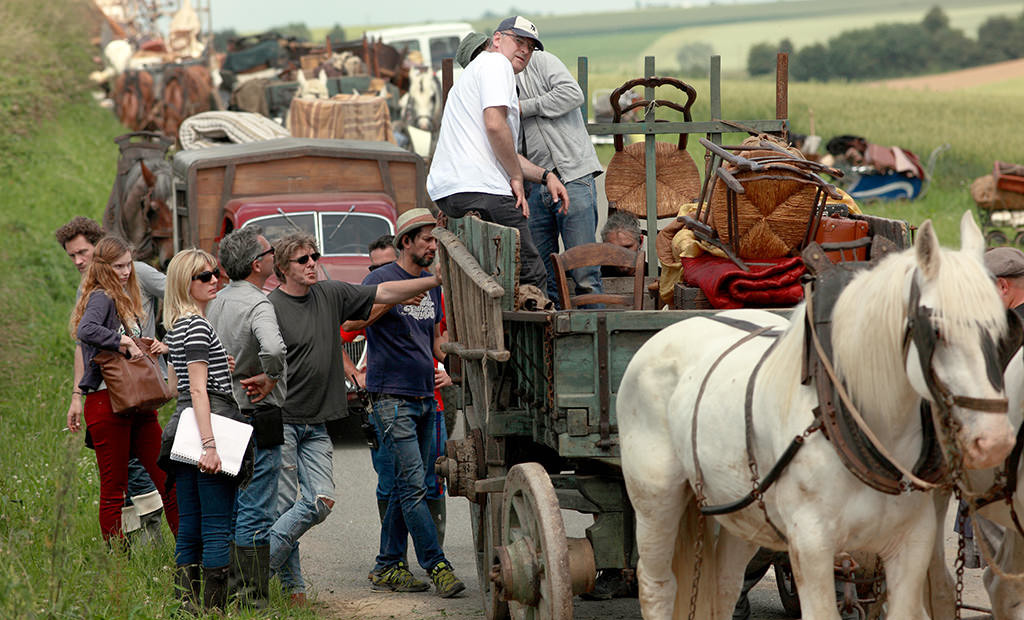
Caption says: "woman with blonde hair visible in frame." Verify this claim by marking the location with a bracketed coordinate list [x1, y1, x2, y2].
[70, 236, 178, 542]
[158, 248, 250, 613]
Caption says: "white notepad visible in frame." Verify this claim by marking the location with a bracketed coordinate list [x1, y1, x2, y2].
[170, 407, 253, 477]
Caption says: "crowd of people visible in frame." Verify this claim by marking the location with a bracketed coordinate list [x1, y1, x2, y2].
[57, 14, 655, 615]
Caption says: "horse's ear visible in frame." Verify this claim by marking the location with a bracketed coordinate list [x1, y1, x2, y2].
[140, 160, 156, 187]
[959, 210, 985, 258]
[915, 219, 942, 280]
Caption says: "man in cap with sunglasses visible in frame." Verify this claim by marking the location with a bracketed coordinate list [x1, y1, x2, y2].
[265, 232, 447, 603]
[205, 226, 286, 608]
[427, 16, 569, 306]
[457, 29, 605, 307]
[343, 209, 465, 597]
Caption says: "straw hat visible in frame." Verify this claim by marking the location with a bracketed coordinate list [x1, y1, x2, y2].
[394, 208, 437, 247]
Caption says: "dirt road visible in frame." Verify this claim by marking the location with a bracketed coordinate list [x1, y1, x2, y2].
[871, 58, 1024, 92]
[300, 419, 994, 619]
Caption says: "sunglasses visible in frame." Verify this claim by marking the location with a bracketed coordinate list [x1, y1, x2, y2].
[253, 246, 275, 261]
[501, 32, 536, 52]
[192, 268, 221, 283]
[290, 252, 321, 265]
[368, 260, 395, 272]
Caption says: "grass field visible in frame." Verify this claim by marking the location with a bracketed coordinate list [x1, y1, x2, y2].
[3, 0, 1024, 617]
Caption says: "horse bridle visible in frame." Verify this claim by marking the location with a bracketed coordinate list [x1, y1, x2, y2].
[902, 272, 1012, 416]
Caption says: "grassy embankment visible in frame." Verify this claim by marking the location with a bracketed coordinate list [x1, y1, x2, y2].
[0, 1, 315, 618]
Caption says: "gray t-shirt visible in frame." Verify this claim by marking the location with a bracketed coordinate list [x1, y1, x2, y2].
[269, 280, 376, 424]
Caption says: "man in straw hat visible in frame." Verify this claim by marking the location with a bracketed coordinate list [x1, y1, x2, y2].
[352, 208, 466, 597]
[427, 17, 569, 304]
[457, 30, 605, 306]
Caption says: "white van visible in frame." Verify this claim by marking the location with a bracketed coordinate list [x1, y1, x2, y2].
[364, 22, 474, 75]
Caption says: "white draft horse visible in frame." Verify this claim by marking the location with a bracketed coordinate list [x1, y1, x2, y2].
[619, 212, 1017, 619]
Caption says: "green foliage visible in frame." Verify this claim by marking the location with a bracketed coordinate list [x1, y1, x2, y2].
[676, 41, 715, 77]
[977, 13, 1024, 62]
[747, 42, 778, 77]
[274, 22, 312, 42]
[326, 23, 346, 44]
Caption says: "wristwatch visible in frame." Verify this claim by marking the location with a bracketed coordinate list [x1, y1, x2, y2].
[541, 169, 550, 184]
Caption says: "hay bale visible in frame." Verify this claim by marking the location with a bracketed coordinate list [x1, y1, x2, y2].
[605, 141, 702, 218]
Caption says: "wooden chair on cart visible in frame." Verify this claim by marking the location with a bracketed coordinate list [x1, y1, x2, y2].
[551, 242, 645, 310]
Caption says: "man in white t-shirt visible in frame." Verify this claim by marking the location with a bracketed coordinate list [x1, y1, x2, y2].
[427, 16, 569, 293]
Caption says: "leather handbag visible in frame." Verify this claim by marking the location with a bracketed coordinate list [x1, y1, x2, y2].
[93, 337, 174, 414]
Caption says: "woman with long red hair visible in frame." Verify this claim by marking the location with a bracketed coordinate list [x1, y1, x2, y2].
[69, 236, 178, 543]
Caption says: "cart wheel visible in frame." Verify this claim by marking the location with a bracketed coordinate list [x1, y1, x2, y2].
[471, 492, 510, 620]
[986, 230, 1008, 246]
[1014, 231, 1024, 249]
[494, 462, 573, 620]
[774, 560, 802, 618]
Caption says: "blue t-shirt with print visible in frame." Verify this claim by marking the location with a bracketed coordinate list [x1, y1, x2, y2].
[363, 261, 442, 398]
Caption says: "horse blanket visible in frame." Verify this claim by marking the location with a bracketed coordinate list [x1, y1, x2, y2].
[287, 94, 394, 143]
[179, 111, 289, 149]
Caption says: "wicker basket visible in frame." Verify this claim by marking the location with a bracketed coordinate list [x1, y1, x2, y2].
[605, 141, 702, 218]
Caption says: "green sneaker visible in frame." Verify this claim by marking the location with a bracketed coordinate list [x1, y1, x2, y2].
[369, 561, 430, 592]
[429, 560, 466, 598]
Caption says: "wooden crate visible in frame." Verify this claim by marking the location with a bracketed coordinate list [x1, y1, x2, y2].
[995, 161, 1024, 195]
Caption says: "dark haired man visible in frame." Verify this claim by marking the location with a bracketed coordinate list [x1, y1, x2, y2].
[357, 209, 465, 597]
[206, 226, 286, 608]
[55, 216, 175, 545]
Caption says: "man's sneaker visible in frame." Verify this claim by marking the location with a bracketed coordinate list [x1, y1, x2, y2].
[429, 560, 466, 598]
[369, 561, 430, 592]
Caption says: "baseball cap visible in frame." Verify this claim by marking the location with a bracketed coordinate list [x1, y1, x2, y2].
[984, 247, 1024, 278]
[457, 31, 490, 69]
[495, 16, 543, 51]
[394, 208, 437, 247]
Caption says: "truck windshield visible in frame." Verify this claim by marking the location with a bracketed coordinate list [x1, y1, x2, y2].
[430, 37, 460, 72]
[321, 213, 393, 255]
[252, 213, 316, 243]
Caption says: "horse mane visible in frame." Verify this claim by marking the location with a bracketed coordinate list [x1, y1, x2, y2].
[831, 246, 1006, 424]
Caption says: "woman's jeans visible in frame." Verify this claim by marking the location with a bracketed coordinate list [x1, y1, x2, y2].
[372, 396, 445, 572]
[83, 389, 178, 540]
[173, 462, 238, 568]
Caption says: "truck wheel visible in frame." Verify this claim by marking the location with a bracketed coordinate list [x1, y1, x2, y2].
[986, 229, 1008, 246]
[471, 492, 510, 620]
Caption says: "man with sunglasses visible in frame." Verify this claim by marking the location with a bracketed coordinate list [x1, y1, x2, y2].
[265, 231, 446, 603]
[427, 16, 569, 307]
[205, 226, 287, 608]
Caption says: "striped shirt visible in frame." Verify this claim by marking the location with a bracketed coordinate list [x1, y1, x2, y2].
[166, 314, 232, 396]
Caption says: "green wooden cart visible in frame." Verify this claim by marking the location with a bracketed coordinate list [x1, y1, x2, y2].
[433, 55, 794, 619]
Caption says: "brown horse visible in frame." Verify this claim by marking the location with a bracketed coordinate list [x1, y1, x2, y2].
[112, 69, 160, 131]
[160, 64, 218, 143]
[103, 133, 176, 268]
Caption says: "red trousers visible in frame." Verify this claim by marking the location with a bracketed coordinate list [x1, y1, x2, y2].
[84, 390, 179, 540]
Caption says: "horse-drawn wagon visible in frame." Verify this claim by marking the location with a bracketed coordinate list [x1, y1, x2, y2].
[431, 55, 1015, 620]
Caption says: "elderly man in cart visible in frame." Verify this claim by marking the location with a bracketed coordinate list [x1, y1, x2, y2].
[427, 16, 569, 308]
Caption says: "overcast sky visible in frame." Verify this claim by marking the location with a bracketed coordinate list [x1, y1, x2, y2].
[209, 0, 731, 32]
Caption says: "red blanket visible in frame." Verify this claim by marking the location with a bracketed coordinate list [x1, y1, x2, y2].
[682, 256, 805, 309]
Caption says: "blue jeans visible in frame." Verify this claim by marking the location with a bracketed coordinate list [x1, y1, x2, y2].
[233, 421, 282, 547]
[527, 175, 603, 304]
[174, 463, 239, 568]
[125, 457, 157, 502]
[371, 409, 446, 501]
[372, 396, 445, 572]
[270, 422, 334, 593]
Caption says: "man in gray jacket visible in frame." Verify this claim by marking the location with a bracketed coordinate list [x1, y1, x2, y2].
[206, 226, 287, 609]
[457, 31, 605, 305]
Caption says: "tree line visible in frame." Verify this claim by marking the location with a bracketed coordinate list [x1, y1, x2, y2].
[747, 6, 1024, 81]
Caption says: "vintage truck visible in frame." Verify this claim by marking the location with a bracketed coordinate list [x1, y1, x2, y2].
[170, 136, 431, 367]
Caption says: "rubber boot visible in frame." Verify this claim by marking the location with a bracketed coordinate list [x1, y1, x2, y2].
[174, 563, 201, 615]
[235, 545, 270, 609]
[122, 504, 142, 545]
[132, 490, 164, 547]
[427, 497, 447, 548]
[202, 565, 231, 612]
